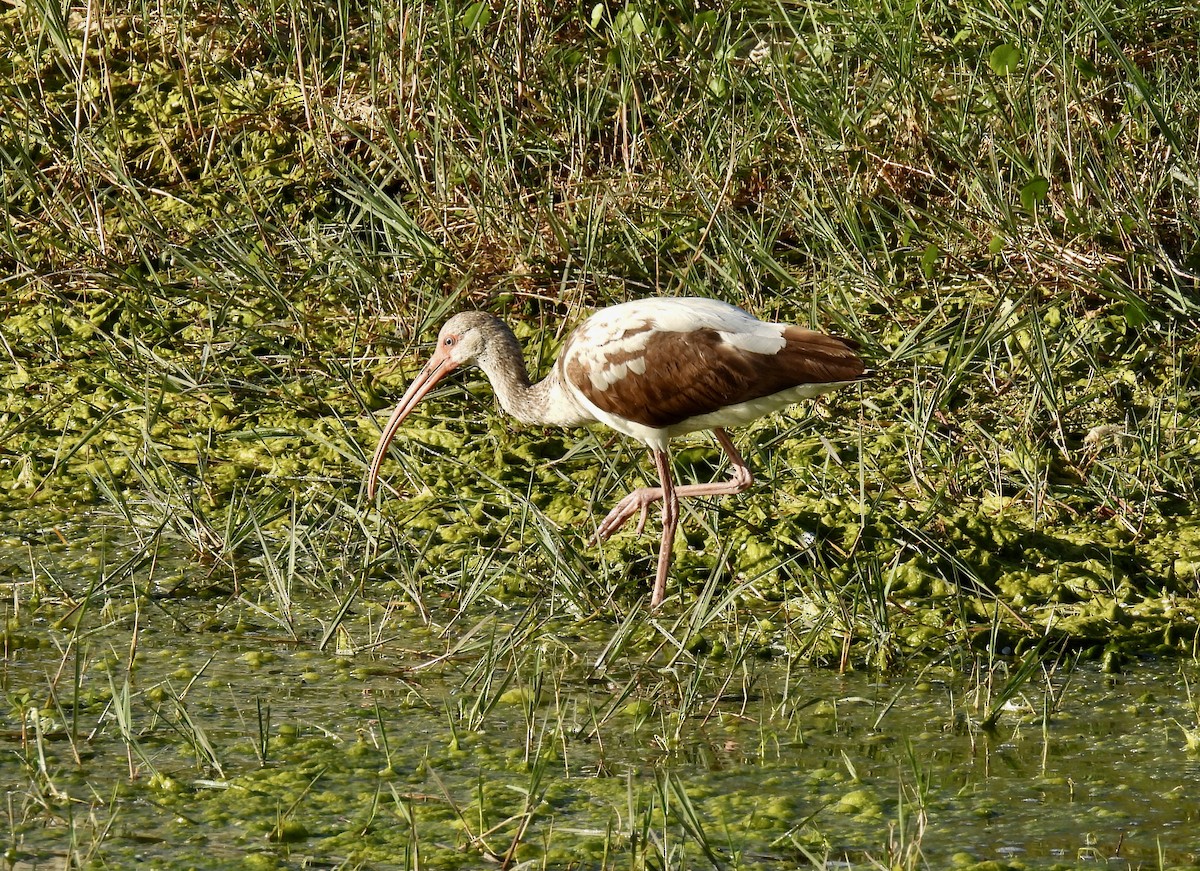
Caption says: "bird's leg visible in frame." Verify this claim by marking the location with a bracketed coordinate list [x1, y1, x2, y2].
[597, 430, 754, 608]
[651, 448, 677, 609]
[595, 481, 664, 542]
[595, 429, 754, 542]
[675, 428, 754, 497]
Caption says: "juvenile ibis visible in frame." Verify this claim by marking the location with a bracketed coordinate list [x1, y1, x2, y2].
[367, 297, 866, 608]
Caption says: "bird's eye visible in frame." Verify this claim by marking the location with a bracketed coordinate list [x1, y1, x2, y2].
[444, 336, 456, 347]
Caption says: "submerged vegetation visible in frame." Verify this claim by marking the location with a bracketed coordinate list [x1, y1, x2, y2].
[2, 0, 1200, 866]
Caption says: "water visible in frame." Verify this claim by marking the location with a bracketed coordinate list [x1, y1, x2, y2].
[3, 515, 1199, 869]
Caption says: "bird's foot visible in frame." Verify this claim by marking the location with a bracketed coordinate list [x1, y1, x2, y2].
[595, 487, 662, 542]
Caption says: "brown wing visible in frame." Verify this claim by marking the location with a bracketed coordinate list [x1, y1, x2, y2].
[566, 326, 865, 429]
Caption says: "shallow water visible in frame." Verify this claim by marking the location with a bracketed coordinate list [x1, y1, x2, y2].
[3, 516, 1199, 869]
[5, 625, 1200, 867]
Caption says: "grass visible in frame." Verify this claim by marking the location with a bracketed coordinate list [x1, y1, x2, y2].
[2, 0, 1200, 866]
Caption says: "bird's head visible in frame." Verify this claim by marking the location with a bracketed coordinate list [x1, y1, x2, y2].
[430, 311, 497, 368]
[366, 312, 504, 498]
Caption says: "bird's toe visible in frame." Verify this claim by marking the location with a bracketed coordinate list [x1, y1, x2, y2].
[595, 488, 666, 542]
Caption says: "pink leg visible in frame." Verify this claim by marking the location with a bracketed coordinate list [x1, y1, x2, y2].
[595, 429, 754, 541]
[650, 449, 676, 609]
[595, 429, 755, 608]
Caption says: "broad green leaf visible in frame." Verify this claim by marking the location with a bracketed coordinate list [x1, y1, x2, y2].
[989, 43, 1022, 75]
[460, 1, 491, 31]
[1020, 177, 1049, 211]
[920, 243, 940, 279]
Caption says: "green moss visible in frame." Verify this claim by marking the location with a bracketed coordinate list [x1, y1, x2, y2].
[834, 787, 883, 817]
[498, 687, 536, 705]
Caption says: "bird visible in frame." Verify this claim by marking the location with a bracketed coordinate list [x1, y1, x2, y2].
[366, 297, 867, 608]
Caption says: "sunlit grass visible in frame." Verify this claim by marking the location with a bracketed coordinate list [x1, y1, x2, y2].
[2, 0, 1197, 683]
[2, 0, 1200, 865]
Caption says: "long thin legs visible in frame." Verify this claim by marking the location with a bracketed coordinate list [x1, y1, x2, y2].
[595, 428, 756, 607]
[650, 449, 676, 609]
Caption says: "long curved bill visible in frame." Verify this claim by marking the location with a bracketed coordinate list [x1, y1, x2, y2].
[366, 349, 458, 498]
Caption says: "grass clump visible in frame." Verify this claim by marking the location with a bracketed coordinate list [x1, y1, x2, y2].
[1, 0, 1198, 664]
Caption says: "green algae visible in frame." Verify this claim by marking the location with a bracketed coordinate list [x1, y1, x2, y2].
[2, 0, 1200, 865]
[5, 523, 1200, 869]
[3, 269, 1196, 662]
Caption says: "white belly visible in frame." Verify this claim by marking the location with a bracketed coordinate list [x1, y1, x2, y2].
[583, 379, 858, 450]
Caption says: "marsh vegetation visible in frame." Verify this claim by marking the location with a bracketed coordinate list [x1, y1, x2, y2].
[2, 0, 1199, 866]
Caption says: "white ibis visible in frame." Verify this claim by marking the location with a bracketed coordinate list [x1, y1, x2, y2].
[367, 297, 866, 608]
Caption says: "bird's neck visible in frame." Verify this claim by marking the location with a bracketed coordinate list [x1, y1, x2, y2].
[477, 325, 589, 428]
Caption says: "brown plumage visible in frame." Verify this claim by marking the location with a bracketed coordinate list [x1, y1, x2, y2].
[567, 326, 863, 430]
